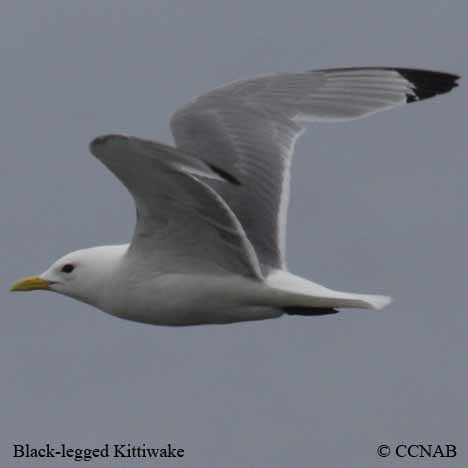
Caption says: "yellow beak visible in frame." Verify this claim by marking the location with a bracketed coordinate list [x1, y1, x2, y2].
[10, 275, 51, 292]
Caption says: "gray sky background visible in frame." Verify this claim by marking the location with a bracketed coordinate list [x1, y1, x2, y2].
[1, 1, 467, 466]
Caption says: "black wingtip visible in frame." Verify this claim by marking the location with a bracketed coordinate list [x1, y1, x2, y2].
[207, 163, 242, 185]
[395, 69, 460, 103]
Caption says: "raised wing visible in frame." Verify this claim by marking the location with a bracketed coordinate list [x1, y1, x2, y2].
[89, 134, 262, 279]
[170, 68, 459, 272]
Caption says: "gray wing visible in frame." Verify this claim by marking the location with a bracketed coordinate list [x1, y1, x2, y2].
[170, 67, 459, 272]
[89, 134, 262, 279]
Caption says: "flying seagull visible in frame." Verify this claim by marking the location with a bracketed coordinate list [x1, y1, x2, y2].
[11, 67, 459, 326]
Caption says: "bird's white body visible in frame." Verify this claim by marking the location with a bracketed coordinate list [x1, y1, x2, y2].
[12, 67, 459, 326]
[42, 244, 280, 325]
[40, 244, 390, 326]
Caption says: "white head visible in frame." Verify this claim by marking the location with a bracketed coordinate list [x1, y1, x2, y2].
[10, 245, 127, 307]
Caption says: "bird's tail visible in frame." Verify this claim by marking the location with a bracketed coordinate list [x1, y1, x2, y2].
[265, 270, 392, 312]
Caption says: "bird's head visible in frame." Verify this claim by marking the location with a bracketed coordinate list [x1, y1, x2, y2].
[10, 245, 127, 306]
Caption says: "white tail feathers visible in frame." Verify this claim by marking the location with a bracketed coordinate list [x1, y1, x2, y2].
[357, 294, 393, 310]
[265, 270, 393, 311]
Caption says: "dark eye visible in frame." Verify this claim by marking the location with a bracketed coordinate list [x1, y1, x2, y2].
[61, 264, 75, 273]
